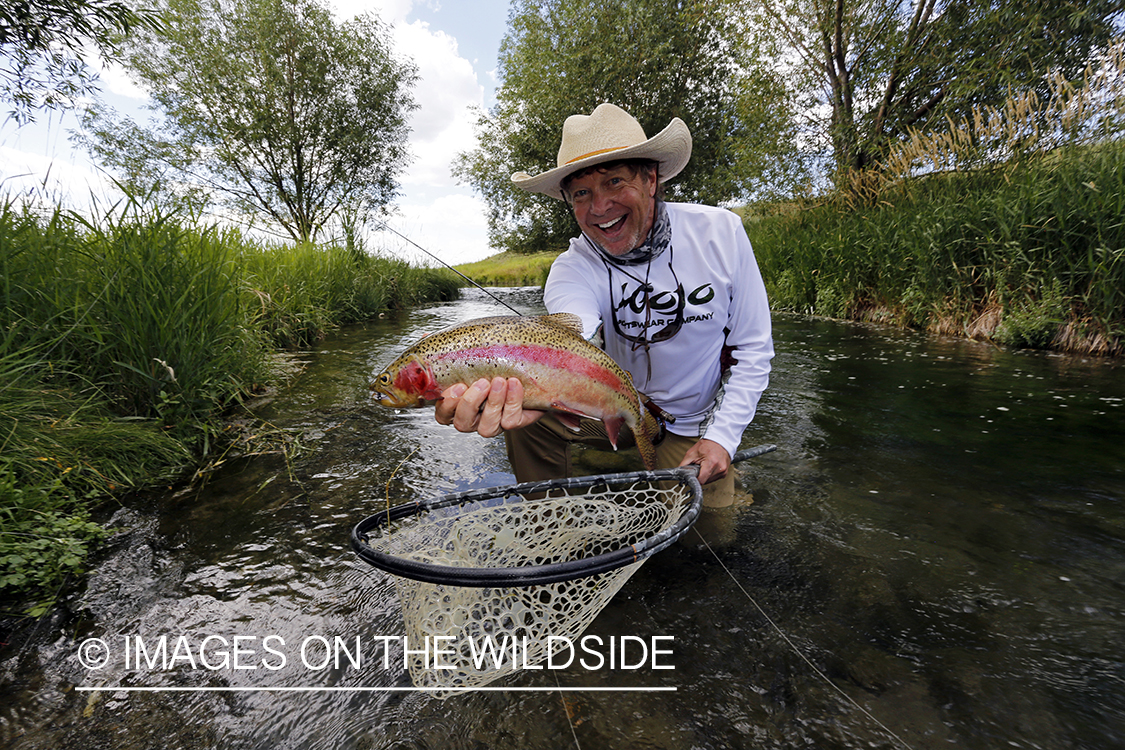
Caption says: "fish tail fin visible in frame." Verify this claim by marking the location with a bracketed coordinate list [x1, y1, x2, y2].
[635, 426, 658, 471]
[635, 409, 661, 470]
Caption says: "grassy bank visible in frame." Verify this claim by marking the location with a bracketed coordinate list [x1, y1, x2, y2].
[746, 140, 1125, 355]
[454, 251, 559, 287]
[747, 51, 1124, 355]
[0, 200, 459, 612]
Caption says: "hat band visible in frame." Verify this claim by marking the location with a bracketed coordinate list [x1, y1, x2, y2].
[564, 145, 629, 165]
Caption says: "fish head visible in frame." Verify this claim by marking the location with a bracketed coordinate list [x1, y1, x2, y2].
[370, 356, 442, 407]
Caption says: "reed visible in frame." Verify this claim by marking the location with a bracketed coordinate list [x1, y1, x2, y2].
[0, 198, 459, 608]
[243, 241, 460, 347]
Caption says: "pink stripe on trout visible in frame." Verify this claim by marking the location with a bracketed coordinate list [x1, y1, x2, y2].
[370, 314, 661, 470]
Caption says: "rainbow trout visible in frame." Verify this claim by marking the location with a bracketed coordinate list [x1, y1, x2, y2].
[371, 314, 661, 470]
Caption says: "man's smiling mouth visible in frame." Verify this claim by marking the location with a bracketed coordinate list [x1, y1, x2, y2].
[597, 216, 624, 230]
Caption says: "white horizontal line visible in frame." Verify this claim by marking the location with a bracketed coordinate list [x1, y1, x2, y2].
[75, 686, 675, 693]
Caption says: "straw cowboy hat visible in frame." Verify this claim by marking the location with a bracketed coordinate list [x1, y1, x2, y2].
[511, 103, 692, 200]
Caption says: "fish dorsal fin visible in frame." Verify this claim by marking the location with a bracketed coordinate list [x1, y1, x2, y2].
[539, 312, 585, 336]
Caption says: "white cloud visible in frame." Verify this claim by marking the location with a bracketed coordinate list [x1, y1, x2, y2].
[98, 61, 148, 101]
[326, 2, 492, 258]
[375, 191, 491, 266]
[398, 23, 478, 142]
[0, 144, 116, 209]
[394, 21, 483, 190]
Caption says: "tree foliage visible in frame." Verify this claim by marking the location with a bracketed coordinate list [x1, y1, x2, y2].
[1, 0, 160, 123]
[740, 0, 1125, 181]
[80, 0, 417, 243]
[454, 0, 801, 254]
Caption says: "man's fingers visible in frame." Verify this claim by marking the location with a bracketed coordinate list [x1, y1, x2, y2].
[505, 377, 524, 406]
[499, 378, 527, 431]
[440, 376, 540, 436]
[452, 378, 491, 432]
[697, 460, 726, 485]
[476, 377, 509, 438]
[435, 383, 467, 426]
[679, 439, 730, 485]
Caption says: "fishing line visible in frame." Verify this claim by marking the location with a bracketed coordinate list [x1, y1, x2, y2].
[553, 670, 583, 750]
[372, 219, 525, 316]
[385, 445, 422, 526]
[692, 529, 915, 750]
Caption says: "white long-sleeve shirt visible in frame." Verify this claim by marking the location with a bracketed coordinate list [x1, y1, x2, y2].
[544, 202, 774, 459]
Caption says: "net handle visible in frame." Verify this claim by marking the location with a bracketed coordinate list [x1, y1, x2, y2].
[351, 444, 777, 587]
[685, 444, 777, 477]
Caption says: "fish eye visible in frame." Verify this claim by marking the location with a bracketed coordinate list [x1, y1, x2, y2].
[377, 372, 392, 387]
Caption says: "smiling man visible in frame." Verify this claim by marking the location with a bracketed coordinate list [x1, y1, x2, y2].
[436, 103, 774, 506]
[566, 160, 658, 256]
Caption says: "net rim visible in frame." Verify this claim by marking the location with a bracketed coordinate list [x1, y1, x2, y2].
[350, 466, 703, 587]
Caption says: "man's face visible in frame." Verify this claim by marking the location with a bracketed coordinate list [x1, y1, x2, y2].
[566, 164, 658, 256]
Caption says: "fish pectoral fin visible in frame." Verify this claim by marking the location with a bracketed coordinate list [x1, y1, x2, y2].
[555, 412, 583, 432]
[550, 401, 595, 417]
[550, 401, 598, 433]
[603, 416, 624, 450]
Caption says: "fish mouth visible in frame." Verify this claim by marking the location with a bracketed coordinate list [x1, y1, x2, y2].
[371, 388, 425, 408]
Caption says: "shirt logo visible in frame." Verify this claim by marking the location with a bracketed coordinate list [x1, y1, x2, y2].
[614, 282, 715, 314]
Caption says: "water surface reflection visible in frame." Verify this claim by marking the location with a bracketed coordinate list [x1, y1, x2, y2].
[2, 287, 1122, 750]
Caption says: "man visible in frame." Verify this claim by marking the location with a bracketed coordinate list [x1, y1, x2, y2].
[436, 103, 773, 507]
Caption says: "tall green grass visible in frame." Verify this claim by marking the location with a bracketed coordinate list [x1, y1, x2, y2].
[0, 199, 459, 611]
[748, 45, 1125, 355]
[748, 141, 1125, 354]
[2, 203, 271, 447]
[242, 240, 460, 347]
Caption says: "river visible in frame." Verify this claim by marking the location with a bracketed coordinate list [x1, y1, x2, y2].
[1, 286, 1123, 749]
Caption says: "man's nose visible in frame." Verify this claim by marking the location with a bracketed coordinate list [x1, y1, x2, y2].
[590, 185, 614, 214]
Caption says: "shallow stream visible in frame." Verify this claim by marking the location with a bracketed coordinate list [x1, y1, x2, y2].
[2, 287, 1123, 749]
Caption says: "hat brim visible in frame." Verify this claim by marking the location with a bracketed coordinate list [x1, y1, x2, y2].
[511, 117, 692, 200]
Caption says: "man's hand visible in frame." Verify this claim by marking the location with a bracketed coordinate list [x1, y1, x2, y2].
[678, 438, 731, 484]
[434, 376, 544, 438]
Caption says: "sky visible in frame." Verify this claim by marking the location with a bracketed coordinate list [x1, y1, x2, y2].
[0, 0, 515, 265]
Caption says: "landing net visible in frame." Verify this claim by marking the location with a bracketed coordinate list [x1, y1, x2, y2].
[351, 467, 702, 697]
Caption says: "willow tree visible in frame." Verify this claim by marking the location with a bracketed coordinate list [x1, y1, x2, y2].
[1, 0, 160, 123]
[739, 0, 1124, 181]
[454, 0, 798, 254]
[81, 0, 416, 243]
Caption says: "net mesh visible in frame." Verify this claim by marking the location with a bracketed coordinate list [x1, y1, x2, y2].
[356, 475, 697, 697]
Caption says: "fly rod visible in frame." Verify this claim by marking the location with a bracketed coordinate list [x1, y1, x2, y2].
[373, 219, 524, 316]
